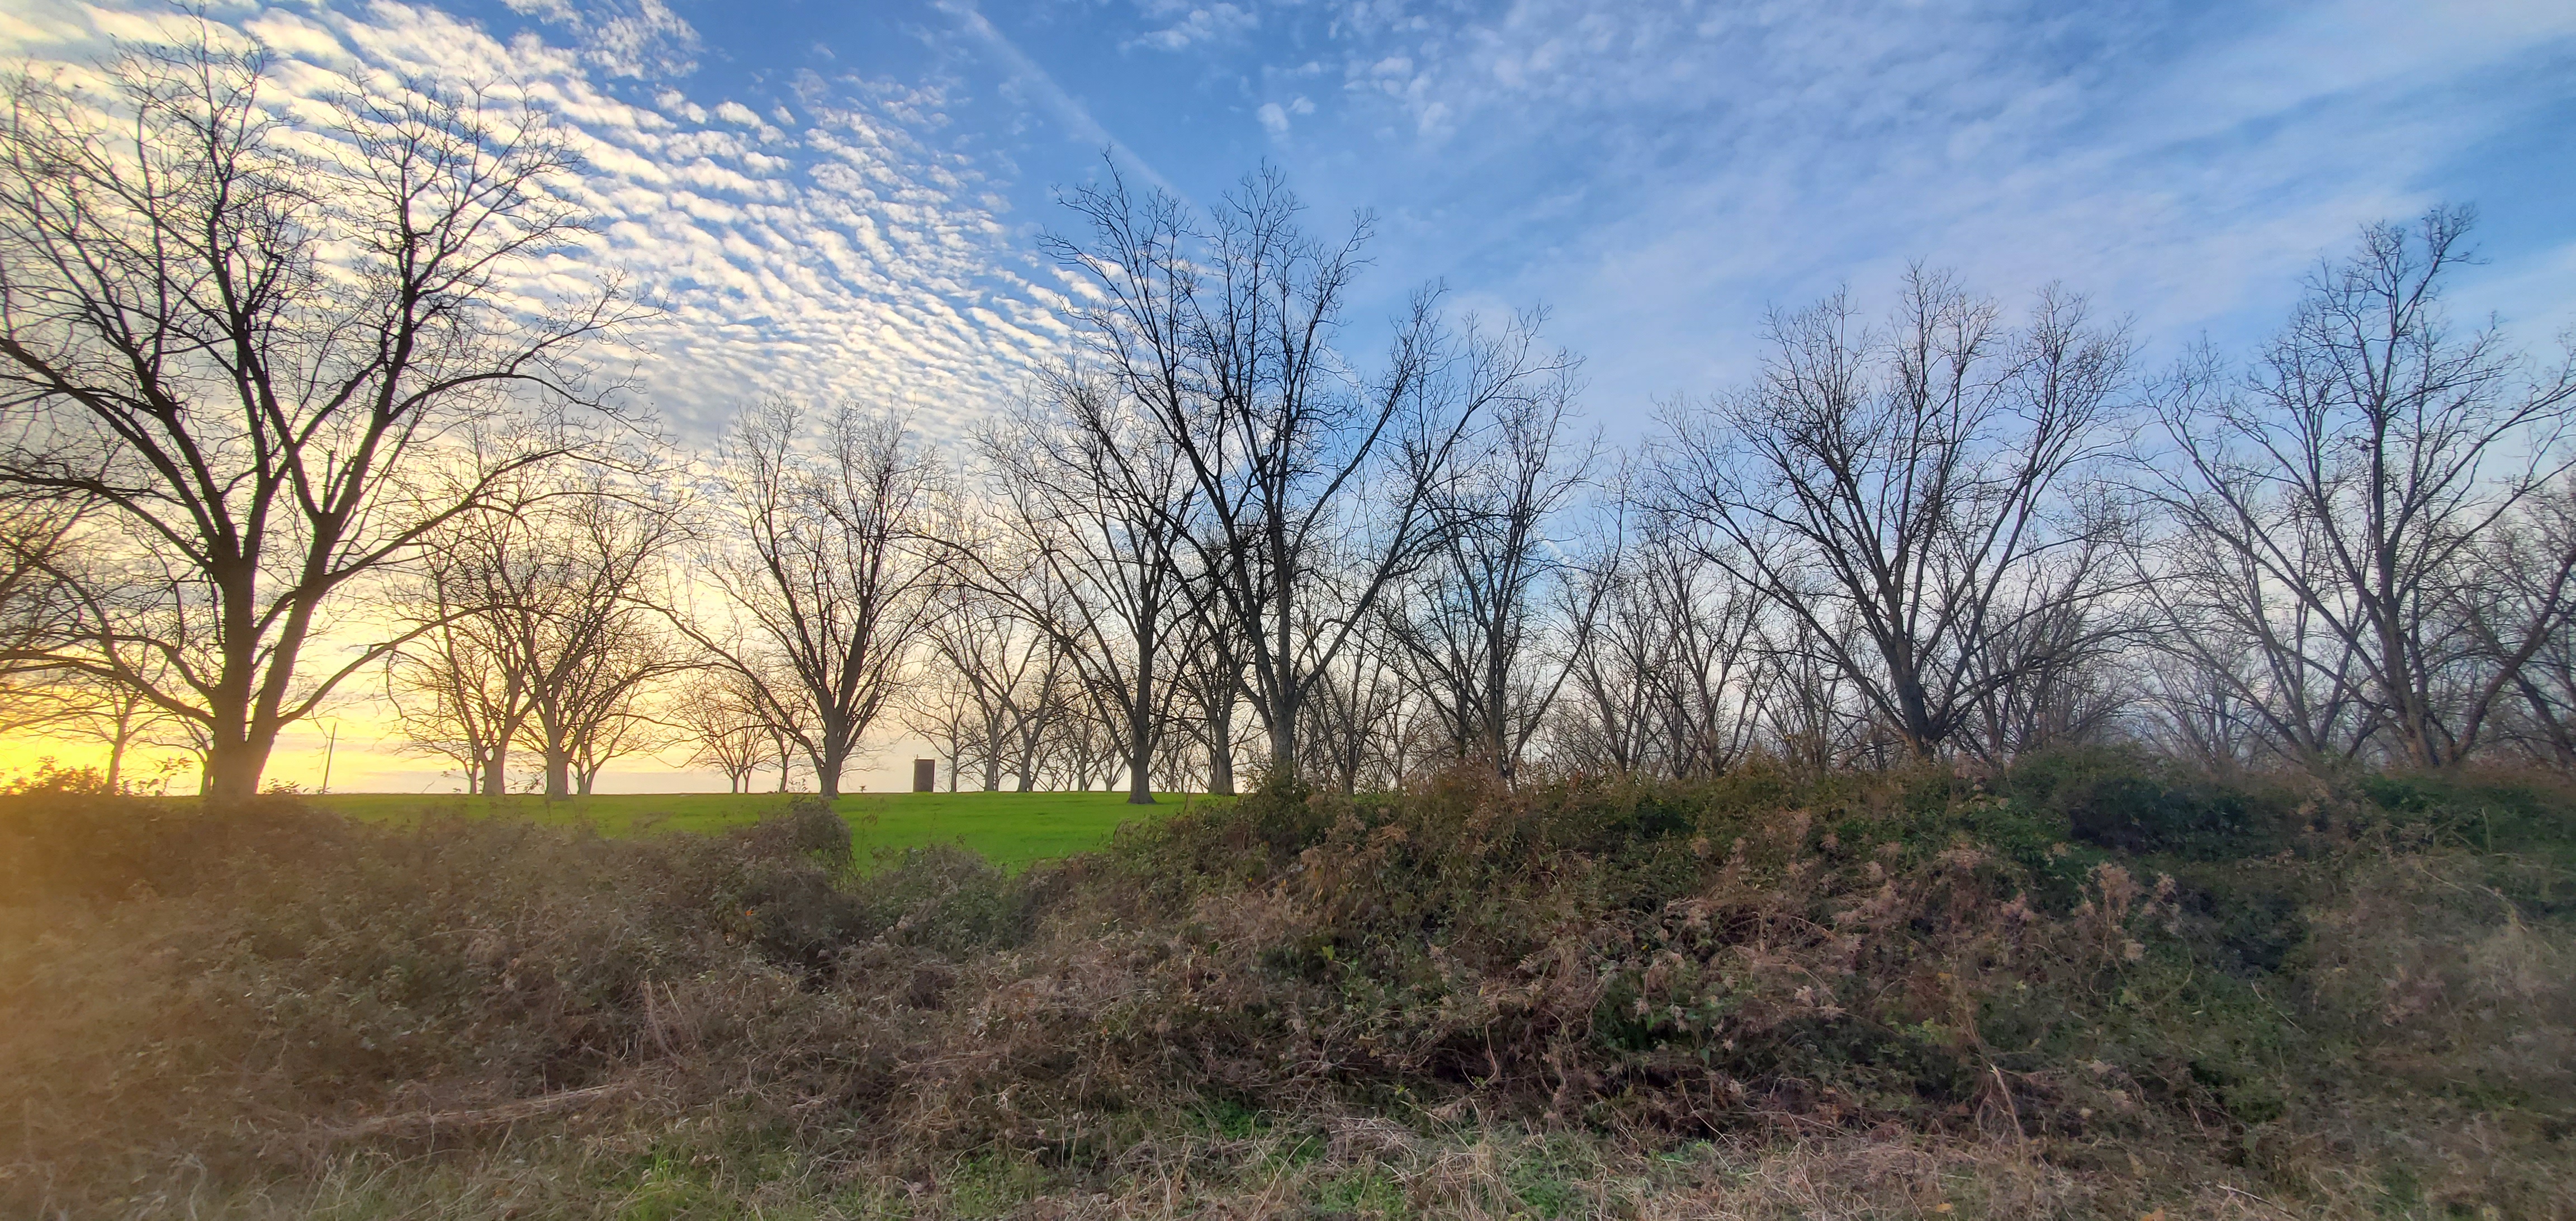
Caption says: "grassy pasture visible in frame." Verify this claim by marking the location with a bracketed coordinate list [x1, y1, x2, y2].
[291, 789, 1205, 870]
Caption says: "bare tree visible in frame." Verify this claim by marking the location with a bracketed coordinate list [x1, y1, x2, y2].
[898, 662, 978, 794]
[0, 501, 77, 731]
[1391, 365, 1595, 776]
[2465, 486, 2576, 764]
[1639, 521, 1778, 777]
[48, 673, 179, 792]
[1758, 618, 1884, 773]
[385, 527, 531, 795]
[1169, 596, 1251, 793]
[1959, 595, 2132, 758]
[1048, 165, 1564, 782]
[0, 36, 634, 801]
[2134, 505, 2380, 768]
[1655, 270, 2133, 760]
[1551, 570, 1661, 775]
[969, 367, 1197, 802]
[1303, 605, 1410, 793]
[386, 476, 685, 797]
[1043, 703, 1127, 791]
[693, 399, 935, 798]
[673, 669, 766, 793]
[2133, 649, 2283, 771]
[918, 571, 1068, 792]
[1550, 500, 1773, 779]
[2142, 207, 2576, 769]
[567, 675, 683, 796]
[503, 485, 691, 797]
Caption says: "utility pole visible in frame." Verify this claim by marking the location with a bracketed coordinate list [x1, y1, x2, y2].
[319, 722, 339, 794]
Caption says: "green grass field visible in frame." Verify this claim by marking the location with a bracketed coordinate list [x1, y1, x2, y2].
[298, 789, 1211, 870]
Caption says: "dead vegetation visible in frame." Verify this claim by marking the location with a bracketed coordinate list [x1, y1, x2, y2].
[2, 758, 2570, 1218]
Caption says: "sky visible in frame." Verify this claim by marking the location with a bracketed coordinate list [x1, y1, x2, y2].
[3, 0, 2573, 794]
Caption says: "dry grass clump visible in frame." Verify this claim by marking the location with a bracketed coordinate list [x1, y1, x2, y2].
[0, 796, 921, 1211]
[2, 762, 2571, 1218]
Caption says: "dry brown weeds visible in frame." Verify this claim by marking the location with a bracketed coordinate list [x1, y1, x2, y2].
[1, 771, 2568, 1219]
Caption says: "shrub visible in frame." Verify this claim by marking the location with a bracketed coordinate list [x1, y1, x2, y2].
[2003, 746, 2294, 857]
[2, 768, 2570, 1219]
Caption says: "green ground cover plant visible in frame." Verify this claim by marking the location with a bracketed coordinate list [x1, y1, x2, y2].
[249, 790, 1199, 872]
[3, 757, 2570, 1219]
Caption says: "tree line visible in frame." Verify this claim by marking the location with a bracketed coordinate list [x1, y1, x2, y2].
[4, 40, 2572, 803]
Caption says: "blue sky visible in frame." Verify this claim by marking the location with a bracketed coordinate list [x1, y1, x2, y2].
[6, 0, 2573, 791]
[537, 0, 2576, 439]
[11, 0, 2570, 447]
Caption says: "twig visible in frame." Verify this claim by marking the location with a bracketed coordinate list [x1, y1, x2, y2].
[320, 1082, 632, 1138]
[1989, 1065, 2028, 1148]
[2215, 1181, 2299, 1218]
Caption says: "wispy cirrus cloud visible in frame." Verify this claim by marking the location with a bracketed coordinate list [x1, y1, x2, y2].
[300, 0, 2555, 442]
[1187, 0, 2576, 417]
[940, 0, 1182, 198]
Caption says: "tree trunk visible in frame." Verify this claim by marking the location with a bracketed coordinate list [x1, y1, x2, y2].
[1205, 695, 1237, 796]
[813, 741, 845, 799]
[481, 742, 510, 797]
[2379, 619, 2444, 768]
[203, 643, 267, 802]
[1126, 627, 1158, 803]
[205, 732, 273, 805]
[1126, 704, 1156, 804]
[543, 749, 571, 799]
[1267, 712, 1297, 787]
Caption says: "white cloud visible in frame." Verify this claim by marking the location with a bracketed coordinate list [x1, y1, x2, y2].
[654, 88, 707, 123]
[1290, 0, 2576, 422]
[0, 0, 1070, 446]
[1128, 1, 1257, 52]
[1257, 93, 1313, 136]
[501, 0, 699, 78]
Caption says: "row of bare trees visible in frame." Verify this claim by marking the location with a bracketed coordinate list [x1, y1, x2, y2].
[855, 190, 2576, 793]
[383, 476, 690, 796]
[1555, 209, 2574, 779]
[6, 37, 2572, 801]
[955, 187, 2576, 788]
